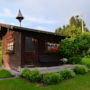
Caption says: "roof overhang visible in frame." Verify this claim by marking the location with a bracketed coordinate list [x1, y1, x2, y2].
[0, 23, 69, 40]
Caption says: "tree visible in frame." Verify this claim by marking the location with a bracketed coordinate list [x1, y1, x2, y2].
[70, 16, 76, 26]
[55, 15, 89, 38]
[60, 32, 90, 64]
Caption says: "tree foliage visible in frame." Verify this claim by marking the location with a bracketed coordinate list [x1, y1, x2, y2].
[55, 15, 89, 38]
[56, 15, 90, 64]
[60, 32, 90, 64]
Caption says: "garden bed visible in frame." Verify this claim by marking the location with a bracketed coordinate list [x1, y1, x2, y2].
[20, 65, 89, 85]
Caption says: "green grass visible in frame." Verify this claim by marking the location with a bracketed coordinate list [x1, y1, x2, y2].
[0, 68, 13, 78]
[0, 72, 90, 90]
[0, 47, 2, 65]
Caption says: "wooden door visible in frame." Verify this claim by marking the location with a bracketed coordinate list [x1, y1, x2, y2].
[24, 37, 37, 66]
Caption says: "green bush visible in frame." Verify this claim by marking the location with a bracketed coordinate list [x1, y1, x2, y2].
[0, 46, 2, 65]
[69, 56, 82, 64]
[60, 32, 90, 64]
[0, 68, 13, 78]
[21, 68, 41, 82]
[81, 56, 90, 68]
[43, 72, 62, 85]
[29, 69, 41, 82]
[21, 68, 31, 79]
[74, 65, 89, 74]
[59, 68, 75, 80]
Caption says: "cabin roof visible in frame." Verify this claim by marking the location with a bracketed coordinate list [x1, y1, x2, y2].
[0, 23, 68, 38]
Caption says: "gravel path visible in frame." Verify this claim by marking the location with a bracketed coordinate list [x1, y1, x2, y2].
[10, 64, 75, 75]
[29, 64, 75, 74]
[0, 77, 18, 80]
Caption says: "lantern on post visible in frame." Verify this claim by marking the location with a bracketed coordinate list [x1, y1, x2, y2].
[16, 9, 24, 26]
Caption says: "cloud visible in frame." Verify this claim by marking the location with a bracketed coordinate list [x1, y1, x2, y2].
[0, 19, 5, 23]
[0, 8, 59, 25]
[0, 8, 15, 18]
[26, 16, 59, 24]
[0, 0, 89, 31]
[35, 26, 51, 32]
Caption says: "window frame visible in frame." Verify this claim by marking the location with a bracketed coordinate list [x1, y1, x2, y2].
[7, 42, 14, 51]
[6, 41, 15, 54]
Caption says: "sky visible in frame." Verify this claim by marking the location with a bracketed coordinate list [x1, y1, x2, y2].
[0, 0, 90, 32]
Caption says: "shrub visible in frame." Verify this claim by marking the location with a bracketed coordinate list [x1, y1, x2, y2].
[43, 72, 62, 85]
[0, 68, 13, 78]
[29, 69, 41, 82]
[81, 56, 90, 68]
[59, 68, 75, 80]
[21, 68, 41, 82]
[74, 65, 89, 74]
[60, 32, 90, 64]
[21, 68, 31, 79]
[69, 56, 82, 64]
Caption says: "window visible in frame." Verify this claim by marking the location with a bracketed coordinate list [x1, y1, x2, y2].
[7, 42, 14, 51]
[47, 42, 60, 52]
[25, 37, 33, 52]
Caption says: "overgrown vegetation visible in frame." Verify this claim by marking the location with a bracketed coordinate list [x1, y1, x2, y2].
[60, 32, 90, 64]
[55, 15, 90, 64]
[55, 15, 89, 38]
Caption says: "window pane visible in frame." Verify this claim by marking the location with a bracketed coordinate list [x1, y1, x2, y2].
[47, 42, 60, 51]
[7, 42, 14, 51]
[25, 37, 33, 52]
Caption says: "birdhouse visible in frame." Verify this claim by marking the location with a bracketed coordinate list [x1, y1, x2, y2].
[16, 10, 24, 26]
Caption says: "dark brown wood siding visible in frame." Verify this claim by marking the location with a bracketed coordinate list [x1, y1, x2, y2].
[21, 33, 38, 67]
[21, 31, 61, 67]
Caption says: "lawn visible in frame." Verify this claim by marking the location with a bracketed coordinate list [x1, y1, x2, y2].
[0, 68, 13, 78]
[0, 47, 2, 65]
[0, 72, 90, 90]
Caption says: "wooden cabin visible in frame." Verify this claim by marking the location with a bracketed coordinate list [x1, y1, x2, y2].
[0, 23, 67, 70]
